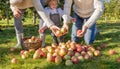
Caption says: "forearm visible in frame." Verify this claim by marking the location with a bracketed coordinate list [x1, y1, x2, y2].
[32, 0, 54, 28]
[63, 0, 73, 24]
[84, 9, 103, 28]
[84, 0, 104, 28]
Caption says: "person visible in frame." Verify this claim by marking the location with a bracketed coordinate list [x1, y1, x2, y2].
[39, 0, 75, 46]
[64, 0, 104, 44]
[10, 0, 60, 49]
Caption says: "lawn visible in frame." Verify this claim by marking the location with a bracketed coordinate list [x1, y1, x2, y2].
[0, 19, 120, 69]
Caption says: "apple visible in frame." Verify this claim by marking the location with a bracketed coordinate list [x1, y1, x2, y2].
[75, 52, 80, 57]
[47, 47, 54, 54]
[77, 46, 82, 53]
[39, 50, 46, 58]
[64, 55, 71, 60]
[61, 27, 67, 33]
[109, 49, 116, 55]
[65, 60, 73, 66]
[11, 58, 18, 64]
[100, 43, 106, 49]
[10, 48, 16, 52]
[87, 51, 94, 57]
[76, 30, 82, 37]
[33, 50, 40, 59]
[84, 54, 91, 60]
[21, 54, 28, 59]
[94, 50, 100, 57]
[31, 36, 36, 41]
[70, 42, 76, 51]
[20, 50, 25, 55]
[96, 47, 101, 51]
[47, 53, 55, 62]
[56, 30, 62, 37]
[78, 55, 84, 62]
[81, 51, 86, 56]
[51, 43, 58, 48]
[29, 49, 35, 53]
[71, 56, 79, 64]
[55, 55, 62, 64]
[55, 48, 60, 54]
[67, 50, 74, 56]
[59, 48, 67, 57]
[41, 48, 48, 53]
[117, 57, 120, 63]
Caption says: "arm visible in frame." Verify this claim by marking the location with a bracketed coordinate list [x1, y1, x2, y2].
[84, 0, 104, 28]
[63, 0, 73, 24]
[32, 0, 54, 28]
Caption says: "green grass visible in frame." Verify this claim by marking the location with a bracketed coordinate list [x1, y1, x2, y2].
[0, 19, 120, 69]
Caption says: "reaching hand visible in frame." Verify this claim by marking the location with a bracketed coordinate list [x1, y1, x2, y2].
[50, 25, 60, 36]
[71, 18, 76, 23]
[13, 9, 22, 18]
[38, 27, 46, 33]
[79, 25, 88, 37]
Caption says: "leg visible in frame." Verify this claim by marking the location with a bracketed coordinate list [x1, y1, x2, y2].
[14, 9, 25, 48]
[39, 19, 46, 47]
[71, 13, 84, 43]
[84, 22, 97, 44]
[51, 32, 59, 44]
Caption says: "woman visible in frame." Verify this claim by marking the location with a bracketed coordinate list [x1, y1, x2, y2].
[64, 0, 104, 44]
[10, 0, 61, 48]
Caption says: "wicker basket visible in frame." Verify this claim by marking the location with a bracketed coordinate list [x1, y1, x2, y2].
[22, 36, 42, 50]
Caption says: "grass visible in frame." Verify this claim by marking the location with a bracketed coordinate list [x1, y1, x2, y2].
[0, 19, 120, 69]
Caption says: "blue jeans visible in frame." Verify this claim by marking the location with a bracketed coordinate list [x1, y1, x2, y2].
[71, 13, 97, 44]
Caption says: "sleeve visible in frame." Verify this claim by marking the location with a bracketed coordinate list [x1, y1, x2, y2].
[84, 0, 104, 28]
[32, 0, 54, 28]
[63, 0, 73, 24]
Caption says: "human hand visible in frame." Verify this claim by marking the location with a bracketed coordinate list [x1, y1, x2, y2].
[38, 27, 46, 33]
[50, 25, 61, 36]
[71, 18, 76, 23]
[78, 25, 88, 37]
[13, 9, 22, 18]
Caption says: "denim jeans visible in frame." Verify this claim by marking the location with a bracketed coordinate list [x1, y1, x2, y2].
[71, 13, 97, 44]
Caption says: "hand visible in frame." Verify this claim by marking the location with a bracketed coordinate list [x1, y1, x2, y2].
[79, 25, 88, 37]
[38, 27, 46, 33]
[62, 23, 68, 35]
[71, 18, 76, 23]
[13, 9, 22, 18]
[50, 25, 60, 36]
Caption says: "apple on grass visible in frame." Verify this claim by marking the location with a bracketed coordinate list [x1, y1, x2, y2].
[78, 55, 84, 62]
[71, 56, 79, 64]
[117, 57, 120, 63]
[94, 50, 100, 57]
[76, 30, 82, 37]
[109, 49, 116, 55]
[11, 58, 18, 64]
[55, 56, 62, 64]
[65, 60, 73, 66]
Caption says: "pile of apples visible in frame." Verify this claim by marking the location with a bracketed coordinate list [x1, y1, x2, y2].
[25, 36, 40, 43]
[19, 40, 101, 66]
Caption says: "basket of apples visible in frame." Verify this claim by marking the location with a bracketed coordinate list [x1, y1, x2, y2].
[22, 36, 42, 50]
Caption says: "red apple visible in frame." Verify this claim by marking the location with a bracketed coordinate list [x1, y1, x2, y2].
[100, 43, 106, 49]
[71, 56, 79, 64]
[76, 30, 82, 37]
[59, 48, 67, 57]
[77, 46, 82, 53]
[84, 54, 91, 60]
[109, 49, 116, 55]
